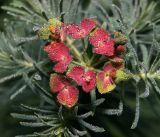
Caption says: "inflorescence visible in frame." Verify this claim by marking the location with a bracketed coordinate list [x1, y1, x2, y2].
[38, 18, 128, 108]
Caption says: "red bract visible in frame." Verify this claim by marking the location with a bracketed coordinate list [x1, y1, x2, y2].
[44, 42, 60, 53]
[93, 40, 115, 56]
[81, 70, 96, 93]
[50, 74, 79, 108]
[48, 18, 67, 42]
[96, 61, 126, 94]
[89, 28, 115, 56]
[44, 42, 72, 73]
[57, 85, 79, 108]
[53, 58, 72, 73]
[67, 66, 96, 92]
[49, 24, 67, 42]
[110, 56, 125, 70]
[96, 71, 116, 94]
[104, 61, 124, 76]
[116, 45, 126, 54]
[111, 56, 124, 64]
[89, 28, 109, 46]
[103, 62, 117, 78]
[50, 74, 71, 93]
[103, 62, 116, 72]
[47, 44, 70, 61]
[67, 66, 84, 85]
[66, 18, 96, 39]
[80, 18, 96, 34]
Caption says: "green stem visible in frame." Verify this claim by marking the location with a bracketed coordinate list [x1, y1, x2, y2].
[90, 89, 96, 115]
[81, 38, 87, 53]
[81, 38, 90, 63]
[138, 72, 160, 80]
[72, 60, 82, 66]
[89, 54, 96, 65]
[66, 38, 83, 62]
[128, 72, 160, 81]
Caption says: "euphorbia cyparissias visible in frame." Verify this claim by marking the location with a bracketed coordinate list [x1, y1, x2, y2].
[40, 17, 127, 108]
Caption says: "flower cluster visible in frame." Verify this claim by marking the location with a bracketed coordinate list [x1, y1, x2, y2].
[50, 74, 78, 108]
[89, 28, 114, 56]
[67, 66, 96, 93]
[39, 18, 127, 108]
[44, 42, 72, 73]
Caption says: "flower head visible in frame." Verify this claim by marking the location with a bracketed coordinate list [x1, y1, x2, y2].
[66, 18, 96, 39]
[80, 18, 97, 35]
[114, 32, 127, 45]
[67, 66, 96, 92]
[96, 71, 116, 94]
[81, 70, 96, 93]
[103, 62, 117, 78]
[89, 28, 115, 56]
[44, 42, 72, 73]
[57, 85, 79, 108]
[111, 56, 124, 64]
[50, 74, 79, 108]
[93, 40, 115, 56]
[49, 24, 66, 42]
[38, 18, 66, 42]
[53, 59, 72, 73]
[110, 56, 125, 70]
[67, 65, 84, 85]
[116, 45, 126, 54]
[50, 74, 71, 93]
[44, 41, 62, 54]
[89, 28, 109, 46]
[96, 58, 128, 94]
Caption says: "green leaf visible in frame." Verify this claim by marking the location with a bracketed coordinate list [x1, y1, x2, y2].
[78, 120, 105, 133]
[131, 87, 140, 129]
